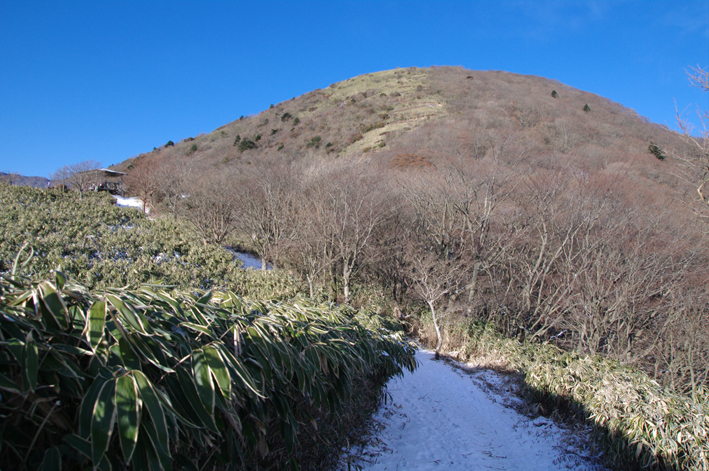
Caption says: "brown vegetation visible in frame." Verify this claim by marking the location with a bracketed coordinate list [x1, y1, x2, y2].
[115, 65, 709, 398]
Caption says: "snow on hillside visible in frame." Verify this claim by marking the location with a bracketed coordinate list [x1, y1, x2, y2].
[112, 195, 148, 213]
[348, 349, 606, 470]
[234, 251, 271, 270]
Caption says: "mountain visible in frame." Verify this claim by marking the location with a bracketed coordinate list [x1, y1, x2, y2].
[118, 66, 691, 213]
[0, 172, 49, 188]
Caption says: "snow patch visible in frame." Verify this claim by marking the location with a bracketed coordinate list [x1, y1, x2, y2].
[112, 195, 148, 213]
[225, 248, 272, 270]
[344, 349, 606, 470]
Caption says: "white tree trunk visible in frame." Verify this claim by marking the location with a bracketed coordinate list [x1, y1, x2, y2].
[428, 300, 443, 360]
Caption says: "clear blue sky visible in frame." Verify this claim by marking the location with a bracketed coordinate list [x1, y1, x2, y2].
[1, 0, 707, 177]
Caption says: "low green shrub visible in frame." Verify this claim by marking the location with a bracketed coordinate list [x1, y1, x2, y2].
[306, 136, 321, 148]
[649, 142, 666, 161]
[238, 138, 257, 153]
[0, 274, 417, 470]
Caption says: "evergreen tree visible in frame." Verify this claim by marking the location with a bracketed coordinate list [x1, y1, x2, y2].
[649, 142, 665, 161]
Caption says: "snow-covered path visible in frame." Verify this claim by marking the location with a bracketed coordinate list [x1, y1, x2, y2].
[355, 349, 601, 470]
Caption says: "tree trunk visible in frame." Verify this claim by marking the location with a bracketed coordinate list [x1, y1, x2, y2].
[307, 275, 314, 298]
[467, 262, 481, 303]
[342, 265, 352, 304]
[428, 300, 443, 360]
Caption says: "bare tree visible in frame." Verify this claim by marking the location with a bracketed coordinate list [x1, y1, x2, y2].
[405, 243, 468, 359]
[184, 174, 239, 245]
[50, 159, 101, 198]
[399, 165, 471, 358]
[126, 159, 160, 213]
[365, 203, 412, 312]
[443, 160, 512, 306]
[237, 161, 299, 269]
[286, 183, 336, 297]
[154, 159, 194, 219]
[319, 161, 387, 303]
[672, 65, 709, 213]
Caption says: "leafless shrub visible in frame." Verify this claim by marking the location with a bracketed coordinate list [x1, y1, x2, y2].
[183, 173, 240, 245]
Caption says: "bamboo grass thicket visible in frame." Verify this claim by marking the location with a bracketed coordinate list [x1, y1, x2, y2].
[418, 317, 709, 470]
[0, 184, 301, 297]
[0, 273, 417, 470]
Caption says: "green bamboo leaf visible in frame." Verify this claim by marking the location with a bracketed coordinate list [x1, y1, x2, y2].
[133, 370, 170, 462]
[96, 454, 113, 471]
[116, 373, 141, 463]
[150, 291, 185, 318]
[0, 372, 21, 394]
[80, 372, 111, 436]
[86, 299, 107, 352]
[106, 294, 147, 334]
[54, 270, 67, 291]
[251, 345, 274, 384]
[215, 344, 264, 398]
[175, 369, 218, 432]
[64, 434, 92, 460]
[126, 335, 174, 373]
[22, 332, 39, 392]
[52, 343, 93, 356]
[187, 306, 210, 326]
[141, 419, 171, 471]
[196, 290, 212, 305]
[130, 436, 150, 471]
[38, 282, 69, 330]
[117, 335, 141, 371]
[40, 446, 61, 471]
[91, 378, 117, 464]
[192, 349, 215, 415]
[203, 345, 231, 399]
[179, 322, 214, 337]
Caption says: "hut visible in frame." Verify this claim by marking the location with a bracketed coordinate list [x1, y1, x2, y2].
[87, 169, 127, 195]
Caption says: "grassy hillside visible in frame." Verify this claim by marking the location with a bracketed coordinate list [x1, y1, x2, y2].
[119, 66, 690, 204]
